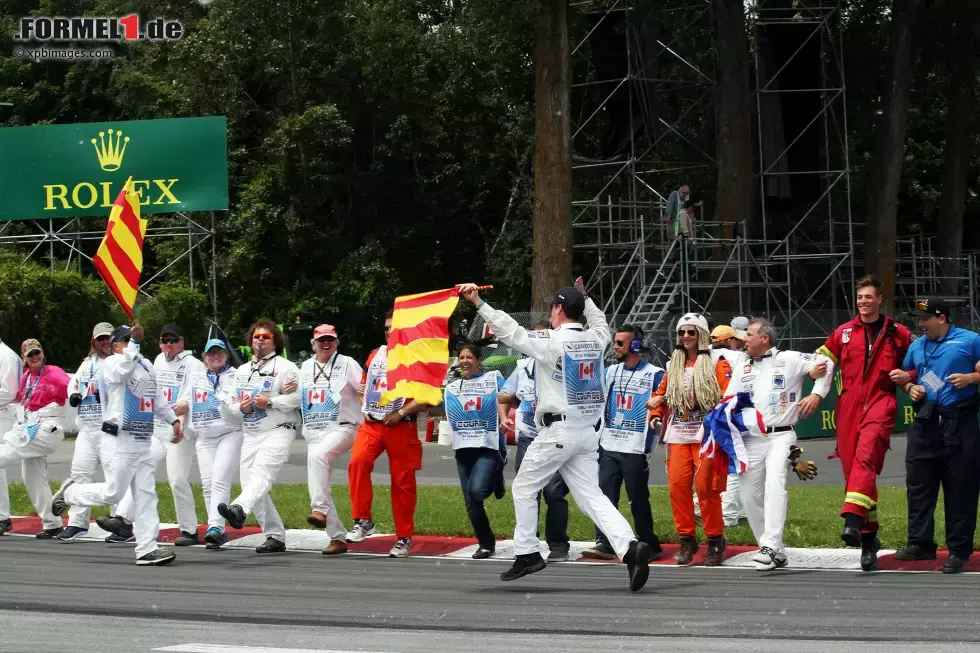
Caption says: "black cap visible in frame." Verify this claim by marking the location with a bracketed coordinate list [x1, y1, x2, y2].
[913, 297, 951, 320]
[110, 325, 132, 343]
[545, 287, 586, 317]
[159, 323, 183, 339]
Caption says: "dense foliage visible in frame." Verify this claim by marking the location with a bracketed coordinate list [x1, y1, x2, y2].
[1, 0, 976, 359]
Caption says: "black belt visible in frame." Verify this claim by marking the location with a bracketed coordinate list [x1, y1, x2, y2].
[541, 412, 601, 432]
[541, 412, 565, 427]
[766, 426, 793, 434]
[366, 414, 416, 423]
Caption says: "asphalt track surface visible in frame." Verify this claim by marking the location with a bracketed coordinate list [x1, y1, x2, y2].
[21, 434, 909, 488]
[2, 536, 979, 653]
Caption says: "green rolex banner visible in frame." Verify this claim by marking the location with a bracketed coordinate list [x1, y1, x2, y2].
[0, 116, 228, 220]
[795, 370, 915, 439]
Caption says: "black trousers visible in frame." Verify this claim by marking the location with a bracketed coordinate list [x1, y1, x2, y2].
[595, 448, 660, 549]
[905, 413, 980, 558]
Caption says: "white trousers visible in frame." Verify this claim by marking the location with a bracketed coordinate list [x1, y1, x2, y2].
[512, 421, 635, 557]
[231, 426, 296, 542]
[721, 472, 744, 526]
[739, 431, 796, 553]
[305, 425, 356, 540]
[0, 416, 13, 521]
[67, 429, 110, 528]
[117, 431, 203, 533]
[195, 430, 244, 531]
[0, 424, 64, 530]
[64, 437, 161, 557]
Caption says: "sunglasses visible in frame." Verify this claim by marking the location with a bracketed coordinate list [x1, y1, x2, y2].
[316, 336, 337, 343]
[26, 350, 42, 357]
[253, 333, 272, 340]
[160, 337, 181, 345]
[384, 326, 392, 333]
[677, 329, 698, 337]
[614, 340, 628, 346]
[95, 335, 111, 342]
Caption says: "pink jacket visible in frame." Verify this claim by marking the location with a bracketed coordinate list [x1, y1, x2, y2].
[17, 365, 69, 411]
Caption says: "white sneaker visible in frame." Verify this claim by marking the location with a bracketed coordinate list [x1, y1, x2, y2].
[753, 546, 778, 571]
[389, 537, 411, 558]
[345, 519, 376, 543]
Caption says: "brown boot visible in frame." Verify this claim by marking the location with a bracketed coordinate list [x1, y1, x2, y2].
[322, 539, 349, 555]
[675, 535, 698, 565]
[307, 511, 328, 529]
[705, 535, 726, 567]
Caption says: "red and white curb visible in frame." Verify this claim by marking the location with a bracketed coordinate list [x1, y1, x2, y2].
[4, 516, 976, 572]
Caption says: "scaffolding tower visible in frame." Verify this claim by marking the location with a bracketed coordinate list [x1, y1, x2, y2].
[0, 213, 221, 321]
[572, 0, 857, 362]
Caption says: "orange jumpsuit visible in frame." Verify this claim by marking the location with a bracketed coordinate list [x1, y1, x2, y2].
[651, 358, 732, 539]
[347, 347, 423, 538]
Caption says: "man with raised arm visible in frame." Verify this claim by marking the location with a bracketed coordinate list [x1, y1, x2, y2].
[459, 278, 652, 592]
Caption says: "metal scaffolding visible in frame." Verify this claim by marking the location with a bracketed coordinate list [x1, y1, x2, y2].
[0, 213, 221, 321]
[572, 0, 858, 362]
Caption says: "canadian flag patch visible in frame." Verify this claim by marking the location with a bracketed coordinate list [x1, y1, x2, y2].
[194, 390, 209, 404]
[462, 396, 482, 411]
[308, 388, 326, 404]
[578, 361, 596, 380]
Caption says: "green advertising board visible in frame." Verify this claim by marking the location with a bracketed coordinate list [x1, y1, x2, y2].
[0, 116, 228, 220]
[795, 370, 915, 439]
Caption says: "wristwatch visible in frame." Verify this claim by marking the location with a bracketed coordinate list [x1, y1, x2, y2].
[267, 398, 274, 409]
[171, 419, 179, 426]
[397, 409, 406, 418]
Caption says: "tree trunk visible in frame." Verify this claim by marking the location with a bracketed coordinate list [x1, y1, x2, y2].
[936, 1, 978, 296]
[531, 0, 572, 314]
[865, 0, 926, 312]
[713, 0, 756, 234]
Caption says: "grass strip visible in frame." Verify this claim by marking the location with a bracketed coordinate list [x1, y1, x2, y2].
[7, 483, 959, 549]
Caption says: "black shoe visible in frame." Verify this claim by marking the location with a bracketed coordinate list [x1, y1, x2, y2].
[96, 515, 130, 536]
[50, 478, 74, 517]
[705, 535, 726, 567]
[582, 541, 617, 560]
[0, 518, 12, 536]
[624, 540, 651, 592]
[105, 532, 136, 543]
[136, 549, 176, 566]
[175, 530, 199, 546]
[472, 548, 494, 560]
[894, 544, 937, 561]
[943, 554, 967, 574]
[860, 534, 880, 571]
[501, 552, 547, 581]
[255, 536, 285, 553]
[841, 526, 862, 548]
[35, 527, 64, 539]
[204, 527, 228, 550]
[547, 545, 570, 562]
[217, 503, 246, 529]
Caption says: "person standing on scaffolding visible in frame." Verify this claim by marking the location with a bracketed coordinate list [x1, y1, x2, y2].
[675, 199, 696, 274]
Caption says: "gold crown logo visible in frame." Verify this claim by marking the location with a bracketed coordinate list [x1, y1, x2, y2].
[90, 129, 130, 172]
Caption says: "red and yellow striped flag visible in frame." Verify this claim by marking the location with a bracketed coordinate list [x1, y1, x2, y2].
[92, 178, 147, 321]
[381, 287, 460, 406]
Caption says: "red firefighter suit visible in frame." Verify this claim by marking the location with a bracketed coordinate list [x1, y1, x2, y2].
[818, 316, 913, 532]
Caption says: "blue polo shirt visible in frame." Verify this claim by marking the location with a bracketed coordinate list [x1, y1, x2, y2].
[902, 326, 980, 407]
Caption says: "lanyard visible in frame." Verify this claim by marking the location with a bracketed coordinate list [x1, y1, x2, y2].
[313, 354, 338, 385]
[923, 333, 950, 369]
[616, 362, 643, 402]
[208, 366, 229, 393]
[248, 355, 276, 383]
[23, 365, 44, 403]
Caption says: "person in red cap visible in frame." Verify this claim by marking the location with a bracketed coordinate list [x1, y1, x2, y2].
[346, 309, 431, 558]
[818, 275, 914, 571]
[298, 324, 364, 555]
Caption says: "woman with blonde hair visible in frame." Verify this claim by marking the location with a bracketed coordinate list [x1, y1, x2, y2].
[649, 313, 743, 566]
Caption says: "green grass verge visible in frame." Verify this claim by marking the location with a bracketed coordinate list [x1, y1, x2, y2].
[9, 483, 965, 549]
